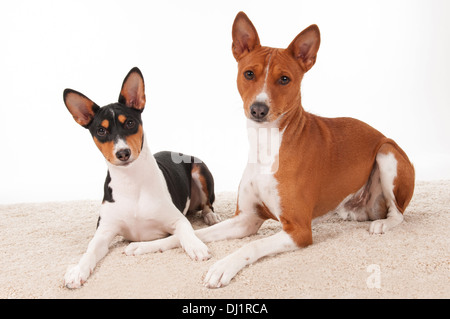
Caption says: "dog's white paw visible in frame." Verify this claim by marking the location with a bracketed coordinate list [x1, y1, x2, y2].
[369, 220, 387, 234]
[182, 237, 211, 261]
[125, 241, 160, 256]
[203, 212, 221, 226]
[204, 255, 240, 288]
[64, 264, 90, 289]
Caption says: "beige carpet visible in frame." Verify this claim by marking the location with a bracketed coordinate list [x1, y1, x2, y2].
[1, 181, 449, 299]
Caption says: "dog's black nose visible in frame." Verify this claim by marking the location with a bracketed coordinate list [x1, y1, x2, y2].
[250, 102, 269, 121]
[116, 149, 131, 162]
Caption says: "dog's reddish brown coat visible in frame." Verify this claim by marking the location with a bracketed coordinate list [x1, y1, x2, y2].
[232, 12, 415, 247]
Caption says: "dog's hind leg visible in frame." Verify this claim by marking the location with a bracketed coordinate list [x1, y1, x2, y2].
[369, 142, 415, 234]
[190, 162, 221, 225]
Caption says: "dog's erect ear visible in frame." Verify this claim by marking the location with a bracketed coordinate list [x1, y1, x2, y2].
[118, 67, 146, 111]
[287, 25, 321, 72]
[232, 11, 261, 61]
[63, 89, 99, 128]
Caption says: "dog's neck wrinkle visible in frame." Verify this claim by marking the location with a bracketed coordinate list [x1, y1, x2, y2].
[279, 98, 308, 142]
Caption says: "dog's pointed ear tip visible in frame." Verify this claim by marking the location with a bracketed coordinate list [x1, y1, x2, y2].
[291, 24, 320, 49]
[234, 11, 252, 24]
[63, 89, 78, 103]
[306, 24, 321, 36]
[128, 67, 144, 78]
[129, 66, 141, 73]
[123, 67, 145, 86]
[236, 11, 247, 18]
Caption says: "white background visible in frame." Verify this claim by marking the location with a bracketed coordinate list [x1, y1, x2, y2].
[1, 0, 449, 204]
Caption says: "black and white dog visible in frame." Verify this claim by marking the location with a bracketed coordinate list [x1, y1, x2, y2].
[63, 67, 219, 288]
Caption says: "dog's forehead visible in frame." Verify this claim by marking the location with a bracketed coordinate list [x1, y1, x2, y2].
[239, 47, 294, 69]
[239, 47, 272, 67]
[96, 103, 139, 122]
[88, 103, 142, 134]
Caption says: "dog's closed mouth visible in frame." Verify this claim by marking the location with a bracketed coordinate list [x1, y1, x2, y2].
[251, 118, 268, 123]
[117, 161, 133, 167]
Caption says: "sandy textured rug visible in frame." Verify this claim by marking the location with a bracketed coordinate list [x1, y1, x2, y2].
[1, 181, 448, 298]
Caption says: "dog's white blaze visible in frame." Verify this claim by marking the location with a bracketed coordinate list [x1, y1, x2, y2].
[263, 54, 272, 84]
[255, 92, 269, 103]
[255, 55, 272, 105]
[114, 138, 129, 153]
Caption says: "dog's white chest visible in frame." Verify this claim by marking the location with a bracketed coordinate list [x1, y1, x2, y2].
[101, 182, 169, 241]
[242, 170, 281, 217]
[238, 120, 284, 219]
[100, 145, 175, 241]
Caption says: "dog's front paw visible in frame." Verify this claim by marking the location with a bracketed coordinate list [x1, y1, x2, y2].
[64, 264, 90, 289]
[125, 241, 159, 256]
[204, 255, 240, 288]
[182, 237, 211, 261]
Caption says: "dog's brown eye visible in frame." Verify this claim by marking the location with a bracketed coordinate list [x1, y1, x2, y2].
[125, 119, 135, 129]
[279, 76, 290, 85]
[97, 127, 107, 136]
[244, 70, 255, 80]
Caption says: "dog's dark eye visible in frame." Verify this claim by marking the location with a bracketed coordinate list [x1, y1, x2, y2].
[125, 119, 135, 129]
[279, 76, 290, 85]
[97, 127, 107, 136]
[244, 70, 255, 80]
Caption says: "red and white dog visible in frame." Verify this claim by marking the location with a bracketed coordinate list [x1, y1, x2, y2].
[128, 12, 415, 288]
